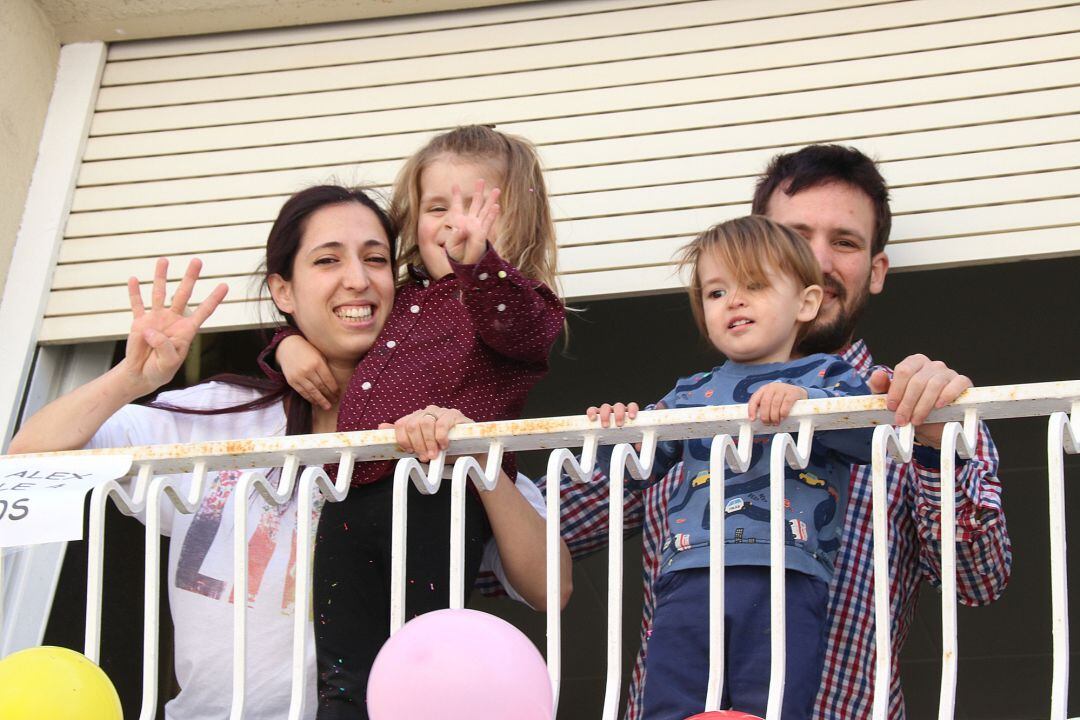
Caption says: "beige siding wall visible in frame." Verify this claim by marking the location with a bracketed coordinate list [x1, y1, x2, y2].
[0, 0, 60, 299]
[41, 0, 1080, 343]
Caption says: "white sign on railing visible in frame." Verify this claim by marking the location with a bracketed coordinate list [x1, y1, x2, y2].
[0, 456, 132, 547]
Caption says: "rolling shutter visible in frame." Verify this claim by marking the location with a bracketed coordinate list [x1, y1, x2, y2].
[43, 0, 1080, 342]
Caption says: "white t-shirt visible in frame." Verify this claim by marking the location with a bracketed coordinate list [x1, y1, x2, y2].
[87, 382, 544, 720]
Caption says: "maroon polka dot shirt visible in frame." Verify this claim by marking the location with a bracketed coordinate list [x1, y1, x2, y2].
[264, 246, 564, 486]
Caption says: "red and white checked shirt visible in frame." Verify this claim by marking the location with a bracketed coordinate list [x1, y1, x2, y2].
[490, 340, 1010, 720]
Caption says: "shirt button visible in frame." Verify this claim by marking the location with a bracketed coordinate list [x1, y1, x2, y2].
[496, 303, 506, 312]
[497, 270, 507, 279]
[386, 340, 397, 349]
[361, 381, 372, 390]
[478, 272, 489, 281]
[410, 305, 420, 314]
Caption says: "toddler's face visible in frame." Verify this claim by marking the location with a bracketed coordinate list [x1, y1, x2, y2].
[417, 154, 506, 279]
[698, 251, 821, 364]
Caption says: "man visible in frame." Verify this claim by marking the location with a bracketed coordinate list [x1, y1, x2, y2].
[543, 145, 1011, 719]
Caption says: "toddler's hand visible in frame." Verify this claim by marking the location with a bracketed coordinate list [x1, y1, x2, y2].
[748, 383, 808, 426]
[277, 334, 338, 410]
[388, 406, 472, 462]
[444, 180, 501, 265]
[587, 402, 639, 428]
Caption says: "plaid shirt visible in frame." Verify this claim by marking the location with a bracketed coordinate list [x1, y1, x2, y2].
[481, 340, 1010, 720]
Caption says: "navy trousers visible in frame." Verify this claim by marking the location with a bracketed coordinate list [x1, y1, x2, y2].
[641, 565, 828, 720]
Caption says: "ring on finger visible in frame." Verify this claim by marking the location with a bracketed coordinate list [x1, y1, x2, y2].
[424, 411, 439, 421]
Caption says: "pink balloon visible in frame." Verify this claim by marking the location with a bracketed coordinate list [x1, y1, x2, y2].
[684, 713, 764, 720]
[367, 608, 552, 720]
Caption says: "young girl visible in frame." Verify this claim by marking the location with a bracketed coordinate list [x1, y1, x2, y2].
[591, 216, 873, 720]
[263, 126, 564, 718]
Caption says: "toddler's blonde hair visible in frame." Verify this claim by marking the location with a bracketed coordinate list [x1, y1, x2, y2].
[679, 215, 823, 341]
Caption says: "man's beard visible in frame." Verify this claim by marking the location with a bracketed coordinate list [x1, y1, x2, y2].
[797, 275, 870, 356]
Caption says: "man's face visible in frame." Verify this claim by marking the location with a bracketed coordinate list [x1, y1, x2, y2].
[764, 181, 889, 354]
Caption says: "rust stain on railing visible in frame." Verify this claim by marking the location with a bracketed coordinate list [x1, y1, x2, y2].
[4, 382, 1079, 476]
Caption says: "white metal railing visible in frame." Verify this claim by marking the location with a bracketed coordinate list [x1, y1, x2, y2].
[1, 381, 1079, 720]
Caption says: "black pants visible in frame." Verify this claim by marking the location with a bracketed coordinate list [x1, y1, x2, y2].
[313, 478, 492, 719]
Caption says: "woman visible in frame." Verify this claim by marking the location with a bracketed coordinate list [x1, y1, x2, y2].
[10, 186, 571, 719]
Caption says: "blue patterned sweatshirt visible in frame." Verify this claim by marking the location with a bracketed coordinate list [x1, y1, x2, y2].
[598, 353, 873, 583]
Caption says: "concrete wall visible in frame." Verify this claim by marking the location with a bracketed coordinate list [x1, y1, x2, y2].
[0, 0, 59, 299]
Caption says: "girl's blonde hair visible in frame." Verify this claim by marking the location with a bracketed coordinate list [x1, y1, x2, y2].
[678, 215, 824, 340]
[390, 125, 558, 291]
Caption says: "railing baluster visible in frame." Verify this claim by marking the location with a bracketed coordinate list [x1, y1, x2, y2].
[937, 409, 980, 719]
[601, 430, 656, 720]
[449, 441, 504, 609]
[870, 424, 914, 720]
[1048, 401, 1079, 719]
[289, 452, 353, 720]
[85, 463, 152, 663]
[763, 419, 814, 720]
[390, 452, 445, 634]
[544, 434, 597, 717]
[704, 423, 753, 711]
[136, 461, 210, 720]
[230, 455, 298, 720]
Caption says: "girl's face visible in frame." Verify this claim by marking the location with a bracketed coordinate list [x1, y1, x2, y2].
[698, 250, 822, 364]
[416, 154, 506, 279]
[268, 202, 395, 371]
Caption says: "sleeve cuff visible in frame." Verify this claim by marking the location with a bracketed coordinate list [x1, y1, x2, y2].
[257, 325, 300, 383]
[446, 242, 496, 281]
[913, 468, 1002, 541]
[912, 442, 945, 469]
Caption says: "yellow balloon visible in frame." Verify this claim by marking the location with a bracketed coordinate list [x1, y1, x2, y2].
[0, 646, 122, 719]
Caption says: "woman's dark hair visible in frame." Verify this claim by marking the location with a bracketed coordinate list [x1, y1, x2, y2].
[750, 144, 892, 256]
[150, 185, 398, 435]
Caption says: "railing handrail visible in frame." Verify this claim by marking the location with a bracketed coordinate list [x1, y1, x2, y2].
[5, 381, 1079, 473]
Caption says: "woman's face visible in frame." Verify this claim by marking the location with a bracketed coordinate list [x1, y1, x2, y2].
[269, 202, 395, 369]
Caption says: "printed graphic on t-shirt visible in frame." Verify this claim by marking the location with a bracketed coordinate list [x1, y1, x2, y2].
[175, 469, 320, 613]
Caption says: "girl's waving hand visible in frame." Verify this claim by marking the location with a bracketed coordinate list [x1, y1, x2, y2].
[444, 179, 501, 266]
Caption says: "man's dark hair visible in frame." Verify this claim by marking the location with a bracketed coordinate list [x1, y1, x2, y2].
[751, 144, 892, 255]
